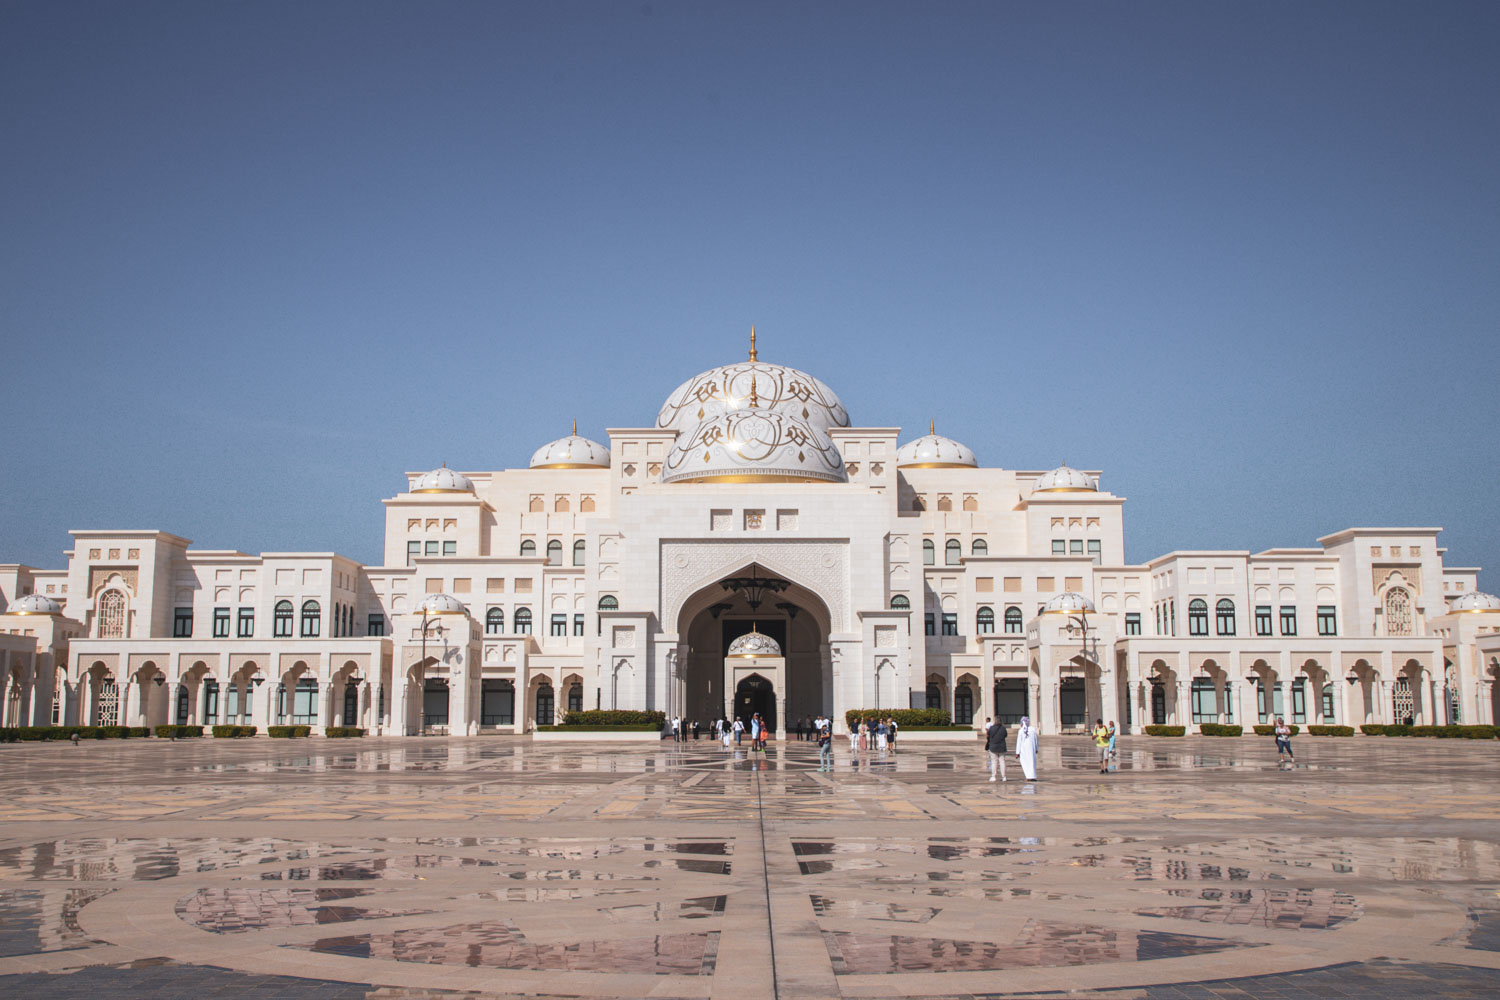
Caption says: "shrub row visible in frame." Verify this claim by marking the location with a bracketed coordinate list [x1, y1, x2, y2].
[212, 725, 257, 738]
[154, 725, 204, 738]
[0, 725, 150, 742]
[324, 727, 365, 738]
[537, 724, 661, 732]
[1360, 724, 1500, 738]
[1251, 724, 1301, 736]
[1306, 725, 1355, 737]
[1144, 725, 1186, 736]
[267, 725, 313, 738]
[1198, 723, 1243, 736]
[845, 709, 952, 729]
[558, 709, 667, 727]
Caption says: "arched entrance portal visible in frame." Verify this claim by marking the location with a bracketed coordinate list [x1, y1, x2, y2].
[735, 674, 776, 731]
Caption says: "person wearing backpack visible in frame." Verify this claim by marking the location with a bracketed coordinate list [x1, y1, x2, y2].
[817, 723, 833, 771]
[986, 717, 1008, 782]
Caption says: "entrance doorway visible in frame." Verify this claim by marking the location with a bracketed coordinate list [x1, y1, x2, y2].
[994, 678, 1027, 724]
[735, 674, 776, 731]
[1150, 681, 1166, 725]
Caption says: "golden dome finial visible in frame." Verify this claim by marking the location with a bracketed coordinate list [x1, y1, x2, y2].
[929, 418, 935, 436]
[571, 418, 577, 436]
[749, 326, 758, 362]
[749, 375, 759, 408]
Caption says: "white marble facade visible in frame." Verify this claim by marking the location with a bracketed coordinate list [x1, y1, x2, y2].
[3, 343, 1499, 735]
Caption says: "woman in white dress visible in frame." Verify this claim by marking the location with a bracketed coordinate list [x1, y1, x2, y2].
[1016, 716, 1038, 781]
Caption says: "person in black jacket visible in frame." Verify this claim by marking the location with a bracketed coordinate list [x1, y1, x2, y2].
[986, 718, 1008, 782]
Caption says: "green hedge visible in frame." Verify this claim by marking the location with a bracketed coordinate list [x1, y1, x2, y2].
[845, 709, 951, 729]
[154, 725, 204, 738]
[267, 725, 312, 738]
[1252, 724, 1300, 736]
[536, 724, 661, 732]
[558, 710, 667, 727]
[1, 726, 137, 742]
[324, 727, 365, 738]
[1307, 725, 1354, 737]
[212, 725, 257, 738]
[1144, 725, 1186, 736]
[901, 725, 978, 731]
[1198, 723, 1243, 736]
[1361, 723, 1498, 738]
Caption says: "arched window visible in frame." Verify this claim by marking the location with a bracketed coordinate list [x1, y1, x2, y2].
[925, 683, 942, 710]
[520, 540, 536, 557]
[972, 539, 988, 557]
[273, 600, 294, 637]
[976, 606, 995, 634]
[513, 608, 532, 635]
[567, 682, 583, 714]
[891, 595, 910, 610]
[485, 608, 504, 635]
[572, 540, 586, 566]
[535, 683, 554, 726]
[97, 590, 126, 638]
[545, 540, 562, 565]
[301, 600, 321, 638]
[922, 539, 935, 565]
[954, 684, 974, 725]
[1188, 599, 1209, 636]
[945, 539, 961, 565]
[1004, 606, 1023, 633]
[1385, 587, 1413, 636]
[598, 595, 618, 611]
[1216, 598, 1236, 636]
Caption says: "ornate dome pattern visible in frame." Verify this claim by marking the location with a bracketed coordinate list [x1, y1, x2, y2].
[411, 466, 475, 494]
[897, 423, 977, 468]
[416, 593, 468, 616]
[530, 425, 610, 469]
[1449, 591, 1500, 613]
[656, 348, 849, 436]
[1032, 465, 1098, 494]
[662, 408, 846, 484]
[1042, 592, 1097, 615]
[9, 594, 62, 615]
[727, 627, 782, 658]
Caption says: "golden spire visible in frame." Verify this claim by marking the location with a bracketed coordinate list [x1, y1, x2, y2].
[571, 418, 577, 436]
[929, 418, 935, 436]
[749, 375, 759, 408]
[749, 326, 758, 361]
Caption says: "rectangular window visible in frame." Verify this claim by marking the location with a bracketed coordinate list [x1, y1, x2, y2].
[1125, 612, 1141, 635]
[1317, 605, 1337, 636]
[407, 541, 420, 565]
[367, 613, 386, 637]
[924, 612, 936, 636]
[573, 614, 585, 637]
[1169, 601, 1175, 635]
[1321, 683, 1335, 721]
[1280, 606, 1297, 636]
[1191, 680, 1217, 724]
[237, 607, 255, 638]
[550, 614, 567, 637]
[1069, 539, 1083, 555]
[425, 540, 438, 556]
[1052, 539, 1065, 555]
[1291, 678, 1307, 724]
[1255, 605, 1272, 636]
[442, 540, 456, 557]
[941, 612, 958, 636]
[173, 607, 193, 638]
[1087, 539, 1101, 564]
[212, 607, 230, 638]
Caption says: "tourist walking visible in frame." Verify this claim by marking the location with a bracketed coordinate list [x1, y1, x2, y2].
[847, 720, 859, 755]
[733, 717, 744, 744]
[671, 716, 681, 742]
[749, 714, 761, 752]
[817, 723, 833, 770]
[875, 718, 889, 753]
[1107, 720, 1118, 764]
[1274, 716, 1294, 764]
[986, 717, 1008, 782]
[1092, 718, 1110, 773]
[1016, 716, 1038, 781]
[887, 716, 898, 752]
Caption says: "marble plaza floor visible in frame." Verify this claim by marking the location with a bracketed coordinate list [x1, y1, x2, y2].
[2, 735, 1500, 999]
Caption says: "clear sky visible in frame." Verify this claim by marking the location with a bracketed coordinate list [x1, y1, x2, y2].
[2, 1, 1497, 581]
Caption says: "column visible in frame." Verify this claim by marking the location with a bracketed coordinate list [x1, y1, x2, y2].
[451, 669, 471, 736]
[318, 676, 335, 735]
[820, 643, 833, 721]
[1177, 679, 1189, 729]
[119, 675, 137, 728]
[359, 681, 372, 730]
[393, 673, 411, 736]
[1099, 665, 1116, 731]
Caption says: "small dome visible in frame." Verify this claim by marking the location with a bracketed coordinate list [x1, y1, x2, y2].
[1449, 591, 1500, 614]
[1042, 592, 1096, 615]
[412, 465, 475, 494]
[530, 424, 610, 469]
[1032, 465, 1097, 494]
[9, 594, 62, 616]
[897, 423, 977, 468]
[727, 627, 782, 658]
[416, 593, 468, 616]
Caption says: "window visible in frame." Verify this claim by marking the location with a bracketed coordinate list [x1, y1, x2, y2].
[922, 540, 935, 565]
[1216, 598, 1236, 636]
[550, 614, 567, 637]
[407, 541, 420, 565]
[425, 540, 438, 556]
[598, 594, 618, 635]
[485, 608, 505, 635]
[1125, 612, 1141, 635]
[926, 683, 942, 710]
[573, 540, 586, 566]
[535, 684, 554, 726]
[514, 608, 532, 634]
[941, 612, 958, 636]
[273, 601, 294, 637]
[212, 607, 230, 638]
[891, 595, 910, 610]
[1052, 540, 1066, 555]
[1070, 539, 1083, 556]
[1188, 599, 1209, 636]
[954, 684, 974, 725]
[1384, 587, 1412, 635]
[1291, 678, 1307, 724]
[367, 613, 385, 637]
[972, 539, 988, 557]
[237, 607, 255, 638]
[573, 614, 585, 636]
[1322, 683, 1336, 722]
[546, 540, 563, 566]
[301, 600, 321, 638]
[1255, 605, 1272, 636]
[568, 683, 583, 714]
[173, 607, 193, 638]
[482, 679, 514, 725]
[442, 540, 456, 557]
[1280, 605, 1297, 636]
[97, 590, 126, 638]
[291, 678, 318, 725]
[924, 612, 936, 636]
[976, 606, 995, 634]
[1191, 678, 1218, 724]
[1317, 606, 1337, 636]
[1004, 607, 1023, 633]
[520, 540, 536, 557]
[945, 539, 961, 565]
[1087, 539, 1101, 564]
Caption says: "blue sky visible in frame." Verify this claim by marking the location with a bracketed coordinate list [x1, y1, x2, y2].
[2, 1, 1497, 580]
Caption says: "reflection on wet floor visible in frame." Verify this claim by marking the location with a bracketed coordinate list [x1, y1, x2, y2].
[296, 921, 721, 974]
[600, 895, 727, 921]
[256, 855, 497, 882]
[809, 895, 939, 923]
[1135, 887, 1361, 929]
[0, 838, 355, 881]
[0, 887, 112, 956]
[176, 887, 434, 933]
[641, 859, 732, 874]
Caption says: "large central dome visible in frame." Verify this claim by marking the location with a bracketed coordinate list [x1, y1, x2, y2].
[658, 330, 851, 484]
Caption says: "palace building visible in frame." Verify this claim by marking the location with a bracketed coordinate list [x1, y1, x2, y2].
[3, 336, 1499, 736]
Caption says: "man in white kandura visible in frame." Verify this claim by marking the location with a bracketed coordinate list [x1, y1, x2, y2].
[1016, 715, 1039, 781]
